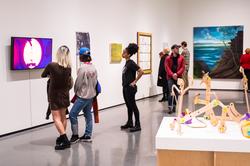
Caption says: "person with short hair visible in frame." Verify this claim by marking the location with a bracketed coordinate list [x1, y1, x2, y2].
[41, 45, 72, 150]
[121, 43, 144, 132]
[69, 47, 98, 143]
[240, 48, 250, 92]
[181, 41, 190, 89]
[165, 44, 185, 114]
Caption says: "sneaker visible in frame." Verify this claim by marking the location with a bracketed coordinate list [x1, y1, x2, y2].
[120, 123, 133, 130]
[80, 134, 92, 142]
[168, 111, 174, 114]
[70, 135, 79, 144]
[55, 134, 71, 150]
[168, 106, 176, 114]
[129, 126, 141, 132]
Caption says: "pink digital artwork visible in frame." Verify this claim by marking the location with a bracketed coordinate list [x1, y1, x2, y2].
[12, 37, 52, 70]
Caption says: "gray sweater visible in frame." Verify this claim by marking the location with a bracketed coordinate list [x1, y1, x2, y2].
[74, 63, 97, 99]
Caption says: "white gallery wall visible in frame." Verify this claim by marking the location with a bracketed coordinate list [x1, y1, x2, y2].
[179, 0, 250, 89]
[0, 0, 181, 135]
[2, 0, 249, 135]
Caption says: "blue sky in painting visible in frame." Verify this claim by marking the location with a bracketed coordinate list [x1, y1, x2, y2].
[194, 26, 243, 44]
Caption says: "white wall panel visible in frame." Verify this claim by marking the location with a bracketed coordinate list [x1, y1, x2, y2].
[0, 0, 180, 135]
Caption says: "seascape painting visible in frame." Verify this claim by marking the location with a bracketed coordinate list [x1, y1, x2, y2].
[193, 25, 243, 78]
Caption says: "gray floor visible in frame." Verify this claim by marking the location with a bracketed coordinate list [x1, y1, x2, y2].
[0, 90, 248, 166]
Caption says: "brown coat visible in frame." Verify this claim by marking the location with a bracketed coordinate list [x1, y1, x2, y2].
[42, 62, 72, 110]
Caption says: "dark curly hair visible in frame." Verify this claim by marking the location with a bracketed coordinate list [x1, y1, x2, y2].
[80, 55, 92, 62]
[181, 41, 187, 47]
[126, 43, 139, 57]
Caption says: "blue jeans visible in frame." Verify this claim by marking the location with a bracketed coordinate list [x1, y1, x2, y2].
[69, 97, 93, 137]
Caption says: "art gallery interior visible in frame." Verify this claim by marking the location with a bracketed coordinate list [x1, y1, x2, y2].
[0, 0, 250, 166]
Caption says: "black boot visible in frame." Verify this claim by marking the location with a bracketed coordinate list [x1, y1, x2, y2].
[129, 122, 141, 132]
[158, 98, 164, 102]
[55, 134, 71, 150]
[159, 96, 168, 102]
[56, 136, 62, 145]
[121, 122, 133, 130]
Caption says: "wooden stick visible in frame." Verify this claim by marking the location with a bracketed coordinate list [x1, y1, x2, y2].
[240, 67, 250, 113]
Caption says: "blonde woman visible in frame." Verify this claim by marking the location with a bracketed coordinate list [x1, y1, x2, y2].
[42, 45, 72, 150]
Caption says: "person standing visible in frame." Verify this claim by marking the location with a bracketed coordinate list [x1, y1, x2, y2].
[240, 48, 250, 92]
[121, 43, 144, 132]
[181, 41, 190, 89]
[165, 44, 185, 114]
[157, 48, 170, 102]
[41, 45, 72, 150]
[69, 47, 98, 143]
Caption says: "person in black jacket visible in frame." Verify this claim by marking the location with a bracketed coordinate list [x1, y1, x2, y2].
[157, 48, 169, 102]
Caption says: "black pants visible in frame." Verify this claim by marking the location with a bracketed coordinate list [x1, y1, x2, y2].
[123, 86, 140, 126]
[245, 69, 250, 90]
[162, 84, 169, 99]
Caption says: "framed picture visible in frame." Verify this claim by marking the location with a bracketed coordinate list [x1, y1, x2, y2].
[76, 32, 90, 69]
[137, 32, 152, 74]
[193, 25, 243, 79]
[110, 43, 122, 63]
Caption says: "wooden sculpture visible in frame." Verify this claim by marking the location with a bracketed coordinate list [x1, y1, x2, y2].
[193, 72, 214, 119]
[170, 78, 190, 134]
[169, 78, 244, 136]
[171, 78, 190, 118]
[239, 67, 250, 138]
[170, 98, 242, 135]
[239, 67, 250, 113]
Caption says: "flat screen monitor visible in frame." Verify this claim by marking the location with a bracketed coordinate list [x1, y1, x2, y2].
[11, 37, 52, 70]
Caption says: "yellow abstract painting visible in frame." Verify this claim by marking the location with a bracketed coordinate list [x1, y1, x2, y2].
[110, 43, 122, 63]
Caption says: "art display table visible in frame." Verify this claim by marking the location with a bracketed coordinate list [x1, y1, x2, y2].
[156, 117, 250, 166]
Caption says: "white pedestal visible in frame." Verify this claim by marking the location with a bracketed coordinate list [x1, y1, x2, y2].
[156, 117, 250, 166]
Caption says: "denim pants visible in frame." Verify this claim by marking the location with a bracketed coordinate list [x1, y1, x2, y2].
[167, 79, 179, 110]
[69, 97, 93, 137]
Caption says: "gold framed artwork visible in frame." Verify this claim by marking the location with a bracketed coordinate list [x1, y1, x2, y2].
[110, 43, 122, 63]
[137, 32, 152, 74]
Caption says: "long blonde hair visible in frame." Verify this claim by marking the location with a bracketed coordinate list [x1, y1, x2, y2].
[56, 45, 71, 68]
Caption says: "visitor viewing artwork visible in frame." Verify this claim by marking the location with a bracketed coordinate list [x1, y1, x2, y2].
[193, 25, 243, 78]
[11, 37, 52, 70]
